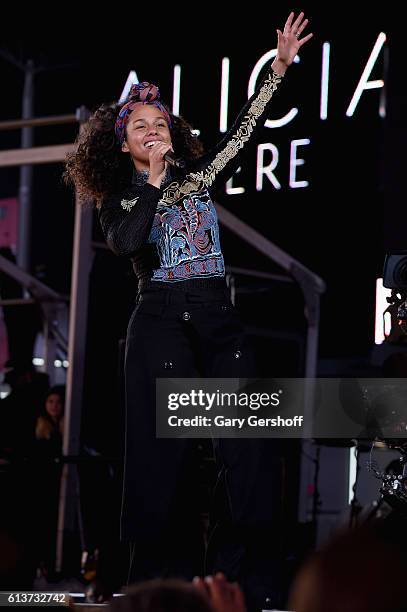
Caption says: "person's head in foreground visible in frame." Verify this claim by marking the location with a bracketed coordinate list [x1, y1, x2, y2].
[289, 521, 407, 612]
[108, 579, 212, 612]
[107, 574, 246, 612]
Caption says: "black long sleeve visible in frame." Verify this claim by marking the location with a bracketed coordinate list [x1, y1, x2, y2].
[98, 182, 162, 257]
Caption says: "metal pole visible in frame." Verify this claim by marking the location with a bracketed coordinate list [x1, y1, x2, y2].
[17, 59, 35, 272]
[56, 114, 93, 570]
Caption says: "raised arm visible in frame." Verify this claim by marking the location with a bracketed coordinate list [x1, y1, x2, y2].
[187, 12, 313, 195]
[98, 182, 162, 257]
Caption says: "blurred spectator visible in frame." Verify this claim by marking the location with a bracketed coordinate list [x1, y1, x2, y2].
[288, 521, 407, 612]
[0, 363, 49, 590]
[32, 385, 65, 580]
[108, 579, 212, 612]
[0, 360, 49, 457]
[0, 527, 36, 590]
[107, 574, 246, 612]
[193, 574, 246, 612]
[35, 385, 65, 454]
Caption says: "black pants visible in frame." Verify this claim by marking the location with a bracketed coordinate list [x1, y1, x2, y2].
[122, 286, 284, 607]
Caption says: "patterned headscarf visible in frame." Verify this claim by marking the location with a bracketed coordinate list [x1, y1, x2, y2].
[115, 82, 172, 146]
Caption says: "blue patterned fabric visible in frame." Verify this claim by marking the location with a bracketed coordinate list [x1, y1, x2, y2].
[148, 189, 224, 282]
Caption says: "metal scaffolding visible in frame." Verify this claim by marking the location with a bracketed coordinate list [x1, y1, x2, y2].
[0, 106, 92, 570]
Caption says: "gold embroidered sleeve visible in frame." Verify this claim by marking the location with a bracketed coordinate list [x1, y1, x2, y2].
[188, 68, 284, 192]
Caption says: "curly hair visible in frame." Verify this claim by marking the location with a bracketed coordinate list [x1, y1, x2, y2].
[63, 99, 205, 207]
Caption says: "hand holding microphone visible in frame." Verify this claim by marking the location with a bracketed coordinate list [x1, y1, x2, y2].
[147, 141, 185, 188]
[163, 150, 185, 169]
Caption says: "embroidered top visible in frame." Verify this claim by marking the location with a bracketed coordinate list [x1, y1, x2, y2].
[98, 65, 284, 291]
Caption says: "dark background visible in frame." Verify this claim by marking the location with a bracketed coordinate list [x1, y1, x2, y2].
[0, 7, 404, 448]
[0, 8, 406, 596]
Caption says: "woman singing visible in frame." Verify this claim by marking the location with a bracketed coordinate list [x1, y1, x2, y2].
[64, 12, 313, 611]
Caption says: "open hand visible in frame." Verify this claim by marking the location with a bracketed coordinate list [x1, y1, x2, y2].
[276, 11, 313, 67]
[193, 573, 246, 612]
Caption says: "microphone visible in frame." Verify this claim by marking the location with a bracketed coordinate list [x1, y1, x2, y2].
[163, 151, 186, 169]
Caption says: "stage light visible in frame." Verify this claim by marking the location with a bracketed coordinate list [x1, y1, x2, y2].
[320, 42, 330, 120]
[346, 33, 386, 117]
[375, 278, 392, 344]
[220, 58, 230, 133]
[290, 139, 311, 188]
[119, 71, 139, 104]
[172, 65, 181, 116]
